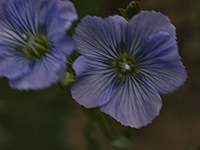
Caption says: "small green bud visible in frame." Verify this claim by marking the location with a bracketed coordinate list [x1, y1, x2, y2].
[59, 72, 75, 88]
[125, 1, 141, 20]
[59, 51, 80, 89]
[119, 1, 141, 21]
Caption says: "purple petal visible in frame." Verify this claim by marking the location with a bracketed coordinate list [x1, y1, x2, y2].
[128, 11, 176, 56]
[135, 32, 179, 62]
[71, 56, 116, 108]
[44, 0, 77, 33]
[5, 0, 42, 34]
[5, 0, 77, 35]
[0, 52, 32, 79]
[72, 56, 88, 77]
[9, 49, 67, 90]
[57, 0, 78, 28]
[137, 32, 187, 94]
[73, 15, 128, 59]
[52, 32, 75, 56]
[100, 76, 162, 128]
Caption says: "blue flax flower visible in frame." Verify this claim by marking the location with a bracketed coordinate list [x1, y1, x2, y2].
[71, 11, 187, 128]
[0, 0, 77, 90]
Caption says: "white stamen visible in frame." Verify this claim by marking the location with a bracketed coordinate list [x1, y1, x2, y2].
[119, 59, 134, 73]
[123, 63, 131, 71]
[22, 33, 28, 40]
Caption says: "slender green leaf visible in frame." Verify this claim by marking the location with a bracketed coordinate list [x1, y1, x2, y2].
[118, 8, 129, 21]
[96, 109, 116, 141]
[121, 126, 136, 139]
[83, 121, 102, 150]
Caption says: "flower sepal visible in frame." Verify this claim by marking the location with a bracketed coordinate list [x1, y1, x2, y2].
[59, 71, 75, 89]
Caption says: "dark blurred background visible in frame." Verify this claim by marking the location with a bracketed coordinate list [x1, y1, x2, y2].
[0, 0, 200, 150]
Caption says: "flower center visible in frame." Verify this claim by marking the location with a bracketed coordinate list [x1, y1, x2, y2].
[22, 34, 49, 60]
[112, 53, 138, 77]
[119, 59, 134, 73]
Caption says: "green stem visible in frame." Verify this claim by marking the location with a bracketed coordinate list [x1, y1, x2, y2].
[95, 108, 116, 141]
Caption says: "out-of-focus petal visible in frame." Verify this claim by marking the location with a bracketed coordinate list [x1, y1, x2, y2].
[0, 0, 77, 90]
[5, 0, 44, 34]
[0, 52, 32, 79]
[9, 48, 67, 90]
[57, 0, 78, 28]
[52, 32, 75, 56]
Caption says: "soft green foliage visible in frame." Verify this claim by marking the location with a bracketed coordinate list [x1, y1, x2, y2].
[70, 0, 109, 17]
[0, 78, 76, 150]
[59, 72, 75, 88]
[195, 146, 200, 150]
[83, 121, 102, 150]
[82, 107, 116, 141]
[112, 136, 133, 149]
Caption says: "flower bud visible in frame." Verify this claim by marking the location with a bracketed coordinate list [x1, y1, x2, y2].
[125, 1, 141, 20]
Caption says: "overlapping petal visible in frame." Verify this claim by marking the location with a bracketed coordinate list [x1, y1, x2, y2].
[51, 30, 75, 55]
[137, 31, 187, 94]
[71, 56, 116, 107]
[128, 11, 176, 56]
[56, 0, 78, 28]
[44, 0, 77, 34]
[73, 15, 128, 59]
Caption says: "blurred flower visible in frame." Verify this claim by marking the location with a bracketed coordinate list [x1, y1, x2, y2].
[71, 11, 187, 128]
[0, 0, 77, 90]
